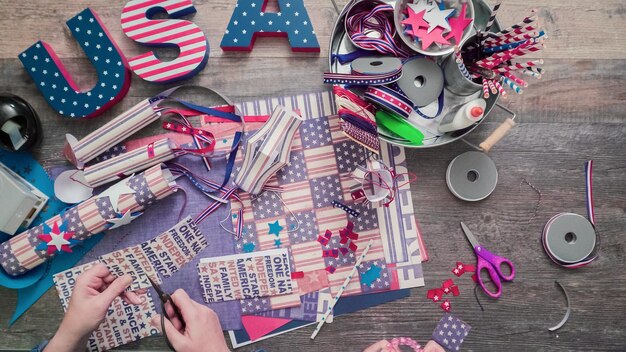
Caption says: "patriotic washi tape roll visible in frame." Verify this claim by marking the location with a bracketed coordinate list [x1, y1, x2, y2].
[542, 160, 598, 269]
[323, 56, 403, 85]
[365, 85, 414, 119]
[0, 164, 178, 276]
[83, 138, 178, 188]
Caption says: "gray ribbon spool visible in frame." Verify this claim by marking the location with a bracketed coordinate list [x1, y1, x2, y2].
[544, 213, 596, 264]
[396, 57, 444, 107]
[351, 57, 402, 75]
[446, 151, 498, 202]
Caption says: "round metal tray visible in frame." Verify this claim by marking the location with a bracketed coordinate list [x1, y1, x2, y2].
[329, 0, 503, 148]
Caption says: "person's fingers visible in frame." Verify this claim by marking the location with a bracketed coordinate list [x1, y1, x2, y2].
[151, 314, 187, 348]
[122, 291, 143, 305]
[135, 288, 148, 294]
[164, 301, 184, 331]
[88, 263, 113, 278]
[423, 340, 445, 352]
[169, 289, 198, 322]
[363, 340, 391, 352]
[102, 273, 117, 284]
[121, 295, 131, 305]
[101, 275, 132, 303]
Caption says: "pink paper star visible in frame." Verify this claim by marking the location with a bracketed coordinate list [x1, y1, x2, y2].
[414, 27, 450, 50]
[401, 8, 428, 37]
[445, 3, 473, 44]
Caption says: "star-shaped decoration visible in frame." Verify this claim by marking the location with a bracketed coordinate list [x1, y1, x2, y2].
[414, 27, 450, 50]
[444, 3, 472, 43]
[98, 179, 136, 212]
[401, 7, 429, 36]
[268, 220, 284, 236]
[408, 0, 436, 16]
[274, 239, 282, 248]
[36, 221, 80, 254]
[243, 242, 256, 253]
[423, 5, 454, 33]
[106, 210, 142, 230]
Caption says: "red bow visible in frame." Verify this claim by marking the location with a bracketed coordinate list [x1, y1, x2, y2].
[339, 221, 359, 244]
[452, 261, 476, 277]
[322, 249, 339, 258]
[317, 229, 332, 246]
[427, 279, 460, 305]
[441, 299, 451, 312]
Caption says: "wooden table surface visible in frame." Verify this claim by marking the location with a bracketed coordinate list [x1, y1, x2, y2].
[1, 0, 625, 351]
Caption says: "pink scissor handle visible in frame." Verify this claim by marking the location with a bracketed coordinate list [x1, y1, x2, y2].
[475, 245, 516, 298]
[476, 255, 503, 298]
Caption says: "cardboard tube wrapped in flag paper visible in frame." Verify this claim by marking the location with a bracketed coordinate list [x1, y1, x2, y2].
[0, 164, 177, 276]
[234, 105, 303, 195]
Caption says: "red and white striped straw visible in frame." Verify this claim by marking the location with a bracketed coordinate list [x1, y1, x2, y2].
[491, 60, 544, 73]
[493, 80, 508, 98]
[488, 25, 537, 40]
[502, 72, 528, 87]
[522, 68, 542, 78]
[487, 79, 498, 94]
[484, 31, 537, 46]
[482, 78, 490, 99]
[496, 13, 538, 35]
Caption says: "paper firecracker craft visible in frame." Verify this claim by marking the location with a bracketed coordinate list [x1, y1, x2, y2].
[0, 164, 177, 276]
[234, 105, 303, 195]
[121, 0, 210, 83]
[221, 0, 320, 52]
[18, 8, 131, 119]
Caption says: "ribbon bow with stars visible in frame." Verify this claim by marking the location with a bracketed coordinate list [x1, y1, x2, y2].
[339, 221, 359, 252]
[452, 261, 476, 277]
[427, 279, 460, 311]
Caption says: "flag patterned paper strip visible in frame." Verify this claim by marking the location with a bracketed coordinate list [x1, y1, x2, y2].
[197, 248, 294, 303]
[100, 216, 207, 290]
[431, 314, 471, 352]
[220, 0, 320, 52]
[53, 262, 159, 352]
[63, 95, 164, 168]
[121, 0, 209, 83]
[0, 165, 177, 276]
[19, 8, 131, 119]
[83, 138, 177, 187]
[202, 89, 426, 319]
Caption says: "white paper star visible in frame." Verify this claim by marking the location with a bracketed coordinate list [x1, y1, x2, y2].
[408, 0, 436, 16]
[47, 231, 71, 252]
[107, 210, 142, 229]
[423, 6, 454, 33]
[98, 179, 136, 212]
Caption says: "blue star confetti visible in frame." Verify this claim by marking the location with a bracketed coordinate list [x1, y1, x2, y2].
[18, 8, 130, 119]
[268, 220, 284, 236]
[220, 0, 320, 52]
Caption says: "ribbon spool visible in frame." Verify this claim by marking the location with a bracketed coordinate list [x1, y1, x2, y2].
[351, 57, 402, 75]
[446, 151, 498, 201]
[396, 57, 444, 107]
[0, 94, 42, 152]
[543, 213, 597, 267]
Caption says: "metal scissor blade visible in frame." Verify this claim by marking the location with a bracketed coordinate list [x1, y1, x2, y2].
[460, 222, 480, 248]
[146, 275, 165, 298]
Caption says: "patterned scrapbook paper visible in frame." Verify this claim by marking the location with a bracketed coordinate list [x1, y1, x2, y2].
[203, 90, 425, 319]
[53, 261, 159, 352]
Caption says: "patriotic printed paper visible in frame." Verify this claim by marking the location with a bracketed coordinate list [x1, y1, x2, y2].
[197, 248, 294, 303]
[19, 8, 131, 119]
[431, 314, 471, 351]
[100, 216, 207, 290]
[53, 262, 159, 352]
[220, 0, 320, 52]
[0, 164, 177, 276]
[121, 0, 209, 83]
[203, 90, 426, 318]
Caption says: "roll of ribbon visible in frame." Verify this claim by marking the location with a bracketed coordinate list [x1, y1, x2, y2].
[446, 151, 498, 202]
[365, 85, 414, 119]
[323, 66, 402, 86]
[351, 57, 403, 75]
[375, 110, 424, 145]
[542, 160, 598, 268]
[0, 164, 177, 276]
[396, 57, 444, 107]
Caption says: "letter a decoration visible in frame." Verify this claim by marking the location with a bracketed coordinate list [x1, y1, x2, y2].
[121, 0, 210, 84]
[221, 0, 320, 52]
[18, 9, 131, 119]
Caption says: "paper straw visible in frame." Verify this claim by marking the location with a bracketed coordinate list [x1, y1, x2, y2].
[502, 72, 528, 87]
[454, 47, 472, 80]
[310, 240, 374, 339]
[83, 138, 177, 188]
[64, 98, 162, 168]
[493, 80, 508, 98]
[491, 60, 543, 73]
[484, 1, 503, 35]
[0, 164, 177, 276]
[483, 40, 528, 54]
[487, 79, 498, 94]
[521, 69, 542, 79]
[484, 31, 537, 46]
[502, 77, 523, 94]
[495, 13, 538, 36]
[488, 25, 536, 40]
[482, 79, 491, 99]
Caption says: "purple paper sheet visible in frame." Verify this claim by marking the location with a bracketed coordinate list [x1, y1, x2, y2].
[51, 150, 243, 330]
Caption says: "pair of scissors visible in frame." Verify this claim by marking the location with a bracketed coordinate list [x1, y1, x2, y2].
[461, 222, 515, 298]
[147, 276, 185, 351]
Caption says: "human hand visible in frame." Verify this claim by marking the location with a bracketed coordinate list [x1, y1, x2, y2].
[46, 263, 144, 351]
[363, 339, 445, 352]
[151, 289, 230, 352]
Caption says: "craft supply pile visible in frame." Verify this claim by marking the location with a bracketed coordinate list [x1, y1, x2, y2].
[0, 0, 599, 351]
